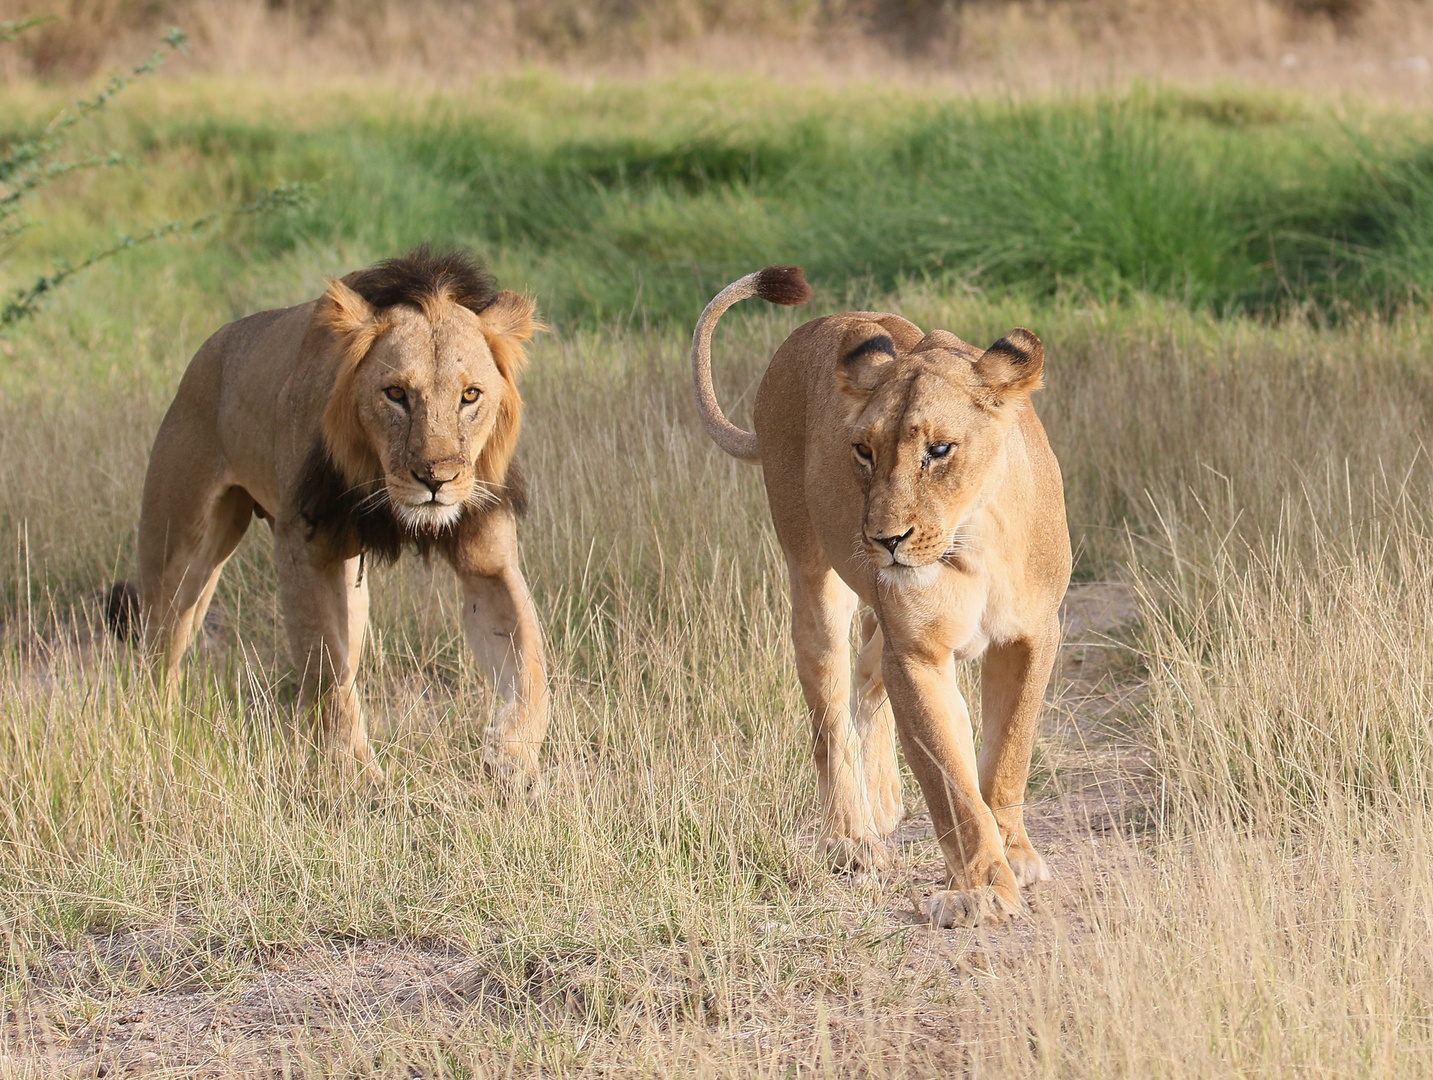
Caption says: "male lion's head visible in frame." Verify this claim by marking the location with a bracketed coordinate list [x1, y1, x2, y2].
[298, 247, 540, 559]
[838, 322, 1045, 585]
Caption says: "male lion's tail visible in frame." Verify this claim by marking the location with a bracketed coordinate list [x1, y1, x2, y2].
[105, 580, 140, 641]
[691, 266, 812, 463]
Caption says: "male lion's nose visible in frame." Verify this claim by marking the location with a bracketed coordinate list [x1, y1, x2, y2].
[872, 528, 914, 556]
[414, 459, 463, 494]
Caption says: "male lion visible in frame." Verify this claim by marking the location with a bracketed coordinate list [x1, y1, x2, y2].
[115, 247, 548, 784]
[692, 267, 1071, 927]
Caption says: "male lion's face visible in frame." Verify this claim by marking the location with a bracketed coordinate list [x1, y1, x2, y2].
[839, 325, 1045, 585]
[317, 280, 538, 534]
[354, 305, 508, 530]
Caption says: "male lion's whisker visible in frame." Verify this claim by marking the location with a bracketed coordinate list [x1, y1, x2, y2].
[354, 487, 391, 514]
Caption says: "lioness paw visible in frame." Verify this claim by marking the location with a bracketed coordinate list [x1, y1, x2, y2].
[926, 886, 1021, 928]
[819, 835, 891, 875]
[1005, 844, 1052, 888]
[869, 782, 906, 839]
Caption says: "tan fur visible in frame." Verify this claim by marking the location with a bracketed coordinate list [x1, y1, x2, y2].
[693, 275, 1071, 927]
[133, 274, 549, 784]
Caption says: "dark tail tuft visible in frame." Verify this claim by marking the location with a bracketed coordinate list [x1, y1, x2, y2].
[106, 581, 140, 641]
[754, 266, 813, 307]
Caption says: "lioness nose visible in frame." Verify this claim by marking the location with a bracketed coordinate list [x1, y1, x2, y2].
[873, 528, 914, 556]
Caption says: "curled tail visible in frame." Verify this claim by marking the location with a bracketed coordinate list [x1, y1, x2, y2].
[691, 265, 812, 463]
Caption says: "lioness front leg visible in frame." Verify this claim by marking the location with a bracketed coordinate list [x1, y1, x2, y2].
[789, 561, 886, 872]
[884, 647, 1020, 927]
[446, 512, 549, 786]
[276, 526, 382, 782]
[979, 624, 1060, 888]
[854, 612, 904, 838]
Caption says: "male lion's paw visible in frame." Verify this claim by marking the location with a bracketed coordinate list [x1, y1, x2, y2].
[480, 743, 543, 799]
[819, 834, 891, 875]
[1005, 843, 1052, 888]
[926, 886, 1022, 929]
[333, 744, 386, 788]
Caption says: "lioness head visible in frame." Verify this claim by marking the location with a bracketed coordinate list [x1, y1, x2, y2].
[308, 248, 540, 540]
[838, 322, 1045, 583]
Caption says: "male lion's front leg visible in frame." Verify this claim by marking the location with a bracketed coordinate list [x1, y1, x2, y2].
[276, 527, 383, 783]
[446, 512, 549, 786]
[789, 561, 886, 872]
[979, 624, 1061, 889]
[883, 646, 1021, 927]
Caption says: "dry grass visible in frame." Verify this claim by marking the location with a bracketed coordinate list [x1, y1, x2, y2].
[10, 0, 1433, 95]
[4, 242, 1433, 1072]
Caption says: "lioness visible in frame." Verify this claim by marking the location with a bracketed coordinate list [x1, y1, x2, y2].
[692, 267, 1071, 926]
[116, 248, 548, 783]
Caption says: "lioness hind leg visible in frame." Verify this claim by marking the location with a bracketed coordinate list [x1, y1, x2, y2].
[978, 623, 1061, 888]
[138, 482, 254, 683]
[853, 611, 904, 838]
[788, 559, 886, 873]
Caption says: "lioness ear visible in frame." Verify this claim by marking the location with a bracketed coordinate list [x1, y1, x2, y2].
[480, 290, 545, 381]
[837, 321, 900, 396]
[974, 328, 1044, 400]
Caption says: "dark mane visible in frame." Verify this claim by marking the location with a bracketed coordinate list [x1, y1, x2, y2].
[345, 245, 499, 316]
[294, 444, 526, 567]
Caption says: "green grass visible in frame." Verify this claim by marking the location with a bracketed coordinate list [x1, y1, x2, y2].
[11, 75, 1433, 334]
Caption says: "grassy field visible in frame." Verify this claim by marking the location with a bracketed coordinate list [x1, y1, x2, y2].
[5, 71, 1433, 1076]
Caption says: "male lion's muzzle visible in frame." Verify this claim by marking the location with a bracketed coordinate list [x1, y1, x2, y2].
[412, 456, 465, 497]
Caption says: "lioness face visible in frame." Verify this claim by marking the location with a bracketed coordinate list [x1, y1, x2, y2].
[839, 325, 1045, 583]
[351, 305, 510, 531]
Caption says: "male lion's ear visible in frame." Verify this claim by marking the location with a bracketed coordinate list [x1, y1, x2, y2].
[837, 321, 900, 396]
[317, 278, 389, 482]
[974, 328, 1044, 401]
[480, 290, 545, 380]
[317, 278, 377, 339]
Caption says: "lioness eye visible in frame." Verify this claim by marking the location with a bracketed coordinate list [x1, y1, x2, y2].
[384, 386, 407, 404]
[927, 443, 953, 460]
[461, 387, 481, 405]
[853, 443, 873, 462]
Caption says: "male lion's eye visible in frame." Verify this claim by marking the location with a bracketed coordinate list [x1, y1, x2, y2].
[384, 386, 407, 404]
[461, 387, 481, 405]
[853, 443, 874, 463]
[926, 442, 953, 461]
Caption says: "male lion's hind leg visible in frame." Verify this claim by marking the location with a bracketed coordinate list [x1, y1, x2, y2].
[137, 482, 254, 685]
[853, 611, 904, 839]
[789, 560, 887, 874]
[978, 628, 1061, 889]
